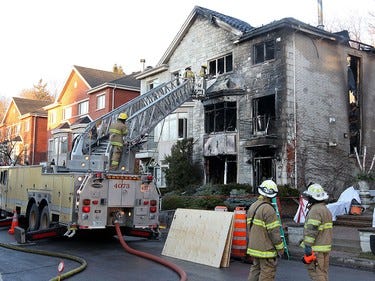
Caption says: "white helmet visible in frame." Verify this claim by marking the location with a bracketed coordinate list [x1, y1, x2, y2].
[303, 183, 328, 201]
[258, 180, 278, 198]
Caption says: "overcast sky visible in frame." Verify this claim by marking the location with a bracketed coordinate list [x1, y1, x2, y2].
[0, 0, 373, 100]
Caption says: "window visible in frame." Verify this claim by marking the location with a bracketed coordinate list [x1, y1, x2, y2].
[24, 120, 30, 132]
[63, 107, 72, 120]
[178, 118, 187, 139]
[204, 102, 237, 133]
[147, 78, 159, 91]
[78, 101, 89, 115]
[254, 40, 275, 64]
[97, 94, 105, 110]
[49, 110, 57, 124]
[208, 53, 233, 77]
[154, 113, 188, 141]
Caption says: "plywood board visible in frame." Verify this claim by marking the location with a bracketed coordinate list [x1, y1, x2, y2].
[162, 208, 234, 268]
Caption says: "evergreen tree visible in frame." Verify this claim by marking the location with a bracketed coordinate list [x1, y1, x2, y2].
[164, 138, 201, 191]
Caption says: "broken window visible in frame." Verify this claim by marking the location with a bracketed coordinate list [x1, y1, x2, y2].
[205, 155, 237, 184]
[204, 101, 237, 133]
[252, 95, 276, 135]
[347, 55, 361, 154]
[208, 53, 233, 77]
[253, 40, 275, 64]
[178, 118, 187, 139]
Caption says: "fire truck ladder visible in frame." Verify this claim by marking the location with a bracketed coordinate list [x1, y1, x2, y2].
[271, 197, 290, 260]
[69, 78, 195, 171]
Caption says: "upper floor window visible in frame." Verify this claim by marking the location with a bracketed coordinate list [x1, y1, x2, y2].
[24, 119, 30, 132]
[208, 53, 233, 77]
[147, 78, 160, 91]
[154, 113, 188, 141]
[204, 101, 236, 133]
[78, 100, 89, 115]
[63, 106, 72, 120]
[97, 94, 105, 110]
[253, 40, 275, 64]
[49, 110, 57, 124]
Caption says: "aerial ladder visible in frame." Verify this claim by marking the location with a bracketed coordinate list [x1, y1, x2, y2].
[68, 78, 197, 172]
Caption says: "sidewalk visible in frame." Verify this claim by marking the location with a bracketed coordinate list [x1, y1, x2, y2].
[286, 224, 375, 271]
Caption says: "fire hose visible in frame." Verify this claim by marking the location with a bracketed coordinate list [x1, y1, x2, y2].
[0, 240, 87, 280]
[115, 223, 188, 281]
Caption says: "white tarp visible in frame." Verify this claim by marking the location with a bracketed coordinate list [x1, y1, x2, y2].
[294, 186, 361, 222]
[327, 186, 361, 221]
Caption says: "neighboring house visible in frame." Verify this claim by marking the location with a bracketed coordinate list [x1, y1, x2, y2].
[0, 97, 50, 165]
[44, 65, 140, 166]
[136, 6, 375, 196]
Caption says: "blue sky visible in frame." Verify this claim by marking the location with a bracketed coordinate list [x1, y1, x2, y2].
[0, 0, 373, 99]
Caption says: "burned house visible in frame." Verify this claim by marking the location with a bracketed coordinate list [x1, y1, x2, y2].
[136, 6, 375, 196]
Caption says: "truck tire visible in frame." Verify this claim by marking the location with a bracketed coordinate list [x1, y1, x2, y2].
[28, 203, 40, 231]
[39, 206, 50, 230]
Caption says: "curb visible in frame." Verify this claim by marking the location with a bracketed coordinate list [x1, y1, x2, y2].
[288, 246, 375, 272]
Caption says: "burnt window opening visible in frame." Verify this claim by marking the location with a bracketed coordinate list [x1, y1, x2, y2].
[208, 53, 233, 77]
[205, 155, 237, 184]
[347, 55, 361, 154]
[254, 40, 275, 64]
[252, 95, 276, 135]
[204, 101, 237, 133]
[252, 148, 276, 189]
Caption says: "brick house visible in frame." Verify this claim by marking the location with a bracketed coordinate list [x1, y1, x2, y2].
[136, 6, 375, 196]
[0, 97, 50, 165]
[44, 65, 140, 166]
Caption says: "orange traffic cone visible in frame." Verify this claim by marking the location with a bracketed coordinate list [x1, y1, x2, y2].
[8, 210, 18, 235]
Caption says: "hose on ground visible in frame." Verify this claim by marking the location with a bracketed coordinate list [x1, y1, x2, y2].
[0, 241, 87, 280]
[115, 223, 187, 281]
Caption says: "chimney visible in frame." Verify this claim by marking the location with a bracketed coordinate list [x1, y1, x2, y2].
[317, 0, 324, 29]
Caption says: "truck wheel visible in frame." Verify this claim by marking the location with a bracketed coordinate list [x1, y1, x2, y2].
[28, 203, 40, 231]
[39, 206, 50, 230]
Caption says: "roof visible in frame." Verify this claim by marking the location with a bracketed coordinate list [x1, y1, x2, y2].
[73, 65, 126, 88]
[156, 6, 253, 67]
[194, 6, 253, 34]
[12, 97, 50, 116]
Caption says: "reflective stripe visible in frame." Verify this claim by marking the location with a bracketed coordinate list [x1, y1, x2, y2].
[109, 128, 122, 135]
[266, 220, 280, 230]
[306, 218, 321, 226]
[312, 244, 331, 252]
[110, 141, 123, 147]
[304, 236, 315, 244]
[247, 248, 277, 258]
[318, 222, 333, 230]
[275, 242, 284, 250]
[253, 219, 266, 227]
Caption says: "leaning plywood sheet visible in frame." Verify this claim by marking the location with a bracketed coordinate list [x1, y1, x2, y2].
[162, 208, 234, 268]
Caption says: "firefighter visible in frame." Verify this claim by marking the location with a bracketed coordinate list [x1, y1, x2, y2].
[301, 183, 333, 281]
[199, 64, 207, 78]
[246, 180, 284, 281]
[109, 113, 128, 170]
[183, 67, 195, 79]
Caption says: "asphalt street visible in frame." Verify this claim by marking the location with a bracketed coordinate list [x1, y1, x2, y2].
[0, 228, 373, 281]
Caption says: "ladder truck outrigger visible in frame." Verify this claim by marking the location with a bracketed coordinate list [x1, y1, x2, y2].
[0, 77, 202, 241]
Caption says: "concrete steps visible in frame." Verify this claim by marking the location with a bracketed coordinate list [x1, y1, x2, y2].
[334, 212, 373, 228]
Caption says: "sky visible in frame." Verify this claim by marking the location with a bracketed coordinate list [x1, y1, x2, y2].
[0, 0, 373, 100]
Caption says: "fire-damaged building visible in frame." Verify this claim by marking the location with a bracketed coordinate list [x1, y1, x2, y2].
[136, 6, 375, 196]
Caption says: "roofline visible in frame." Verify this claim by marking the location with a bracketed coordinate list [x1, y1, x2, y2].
[134, 64, 169, 80]
[238, 18, 337, 43]
[20, 112, 48, 119]
[87, 83, 140, 94]
[43, 101, 61, 110]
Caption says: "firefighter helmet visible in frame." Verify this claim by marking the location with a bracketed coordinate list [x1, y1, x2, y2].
[258, 180, 278, 198]
[118, 113, 128, 120]
[303, 183, 328, 201]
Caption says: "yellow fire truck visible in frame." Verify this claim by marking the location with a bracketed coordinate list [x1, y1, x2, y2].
[0, 78, 195, 240]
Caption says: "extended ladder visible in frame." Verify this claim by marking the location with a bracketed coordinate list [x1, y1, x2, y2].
[272, 197, 290, 259]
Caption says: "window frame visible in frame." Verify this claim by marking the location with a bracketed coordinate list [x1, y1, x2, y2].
[78, 100, 89, 116]
[253, 40, 275, 64]
[208, 53, 233, 77]
[96, 94, 105, 110]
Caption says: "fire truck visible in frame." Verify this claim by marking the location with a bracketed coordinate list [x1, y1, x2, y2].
[0, 78, 197, 240]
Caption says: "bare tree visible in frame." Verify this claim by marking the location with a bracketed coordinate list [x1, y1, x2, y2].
[0, 96, 10, 122]
[20, 78, 54, 102]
